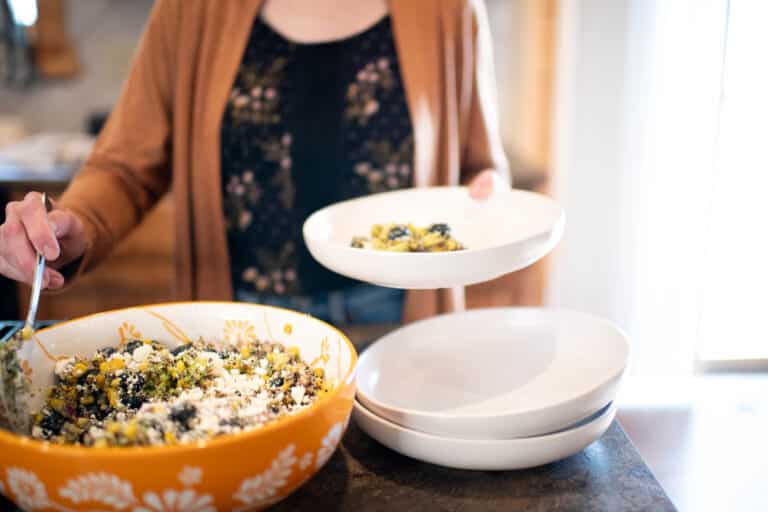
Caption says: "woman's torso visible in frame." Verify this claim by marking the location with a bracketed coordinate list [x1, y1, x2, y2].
[220, 15, 414, 298]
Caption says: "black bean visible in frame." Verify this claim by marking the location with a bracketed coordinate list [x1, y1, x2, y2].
[119, 373, 145, 395]
[220, 417, 243, 428]
[387, 225, 410, 240]
[81, 368, 99, 382]
[170, 404, 197, 429]
[98, 346, 116, 357]
[121, 395, 145, 410]
[428, 223, 451, 236]
[40, 410, 66, 435]
[270, 376, 284, 388]
[124, 340, 142, 354]
[171, 344, 191, 356]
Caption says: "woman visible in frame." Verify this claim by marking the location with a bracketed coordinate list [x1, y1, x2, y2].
[0, 0, 508, 325]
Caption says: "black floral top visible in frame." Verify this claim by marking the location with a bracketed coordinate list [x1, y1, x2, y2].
[221, 16, 413, 296]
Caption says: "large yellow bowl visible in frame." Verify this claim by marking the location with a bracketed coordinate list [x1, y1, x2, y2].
[0, 302, 357, 512]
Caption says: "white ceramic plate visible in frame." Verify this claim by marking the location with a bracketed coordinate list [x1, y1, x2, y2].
[353, 399, 616, 470]
[302, 187, 565, 289]
[357, 308, 629, 439]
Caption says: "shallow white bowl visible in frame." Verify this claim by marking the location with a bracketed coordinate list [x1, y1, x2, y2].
[357, 308, 629, 439]
[353, 399, 616, 470]
[302, 187, 565, 289]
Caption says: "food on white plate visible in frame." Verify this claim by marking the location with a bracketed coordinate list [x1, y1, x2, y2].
[351, 223, 465, 252]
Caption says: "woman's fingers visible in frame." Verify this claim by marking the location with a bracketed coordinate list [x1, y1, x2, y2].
[0, 218, 42, 285]
[1, 193, 86, 288]
[47, 209, 86, 269]
[14, 192, 60, 261]
[468, 170, 495, 199]
[44, 268, 65, 290]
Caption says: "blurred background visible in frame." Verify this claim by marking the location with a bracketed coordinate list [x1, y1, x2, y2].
[1, 1, 766, 509]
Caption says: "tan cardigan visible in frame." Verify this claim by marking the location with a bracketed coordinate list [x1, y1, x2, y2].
[58, 0, 509, 323]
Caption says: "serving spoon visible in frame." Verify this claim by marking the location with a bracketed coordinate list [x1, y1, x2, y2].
[0, 193, 54, 433]
[21, 193, 53, 340]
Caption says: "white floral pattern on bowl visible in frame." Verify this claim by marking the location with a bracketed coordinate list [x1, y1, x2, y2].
[0, 422, 347, 512]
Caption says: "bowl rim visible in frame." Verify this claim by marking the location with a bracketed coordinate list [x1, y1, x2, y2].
[355, 306, 629, 420]
[352, 398, 617, 445]
[0, 301, 358, 458]
[302, 186, 566, 257]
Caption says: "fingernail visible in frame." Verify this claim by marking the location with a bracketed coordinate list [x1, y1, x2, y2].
[43, 245, 59, 261]
[48, 274, 64, 289]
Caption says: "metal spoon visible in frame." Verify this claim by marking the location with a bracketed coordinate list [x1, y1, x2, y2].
[21, 193, 52, 339]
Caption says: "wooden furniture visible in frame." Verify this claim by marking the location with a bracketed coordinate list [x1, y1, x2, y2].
[33, 0, 79, 79]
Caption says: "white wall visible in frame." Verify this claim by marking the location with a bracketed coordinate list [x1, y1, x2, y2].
[548, 0, 728, 376]
[548, 0, 635, 324]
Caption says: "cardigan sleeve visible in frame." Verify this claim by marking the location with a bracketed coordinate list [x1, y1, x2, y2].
[56, 0, 179, 277]
[459, 0, 511, 186]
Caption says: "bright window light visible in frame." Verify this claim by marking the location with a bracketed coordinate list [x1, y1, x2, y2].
[696, 0, 768, 362]
[9, 0, 38, 27]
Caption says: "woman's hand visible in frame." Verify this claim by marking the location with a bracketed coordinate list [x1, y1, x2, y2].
[0, 192, 86, 290]
[468, 169, 501, 199]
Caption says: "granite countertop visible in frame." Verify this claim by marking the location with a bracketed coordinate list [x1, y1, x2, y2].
[271, 325, 677, 512]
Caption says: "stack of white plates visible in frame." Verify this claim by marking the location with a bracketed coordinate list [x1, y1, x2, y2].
[353, 308, 629, 470]
[303, 186, 629, 470]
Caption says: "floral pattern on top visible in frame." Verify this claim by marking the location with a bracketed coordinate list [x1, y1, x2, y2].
[229, 58, 287, 125]
[346, 57, 394, 126]
[221, 16, 413, 296]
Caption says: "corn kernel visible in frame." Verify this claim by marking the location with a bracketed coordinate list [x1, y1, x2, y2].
[95, 374, 105, 386]
[80, 395, 94, 405]
[274, 353, 289, 369]
[124, 421, 138, 440]
[164, 431, 176, 444]
[108, 389, 119, 407]
[288, 346, 300, 358]
[313, 368, 325, 378]
[93, 438, 108, 448]
[49, 398, 65, 411]
[176, 360, 186, 372]
[106, 422, 121, 434]
[99, 362, 108, 374]
[240, 346, 251, 359]
[71, 362, 88, 378]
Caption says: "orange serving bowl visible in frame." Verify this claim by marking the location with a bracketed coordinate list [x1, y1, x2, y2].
[0, 302, 357, 512]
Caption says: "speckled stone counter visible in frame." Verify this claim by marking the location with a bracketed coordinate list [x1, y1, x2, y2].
[272, 325, 677, 512]
[272, 419, 675, 512]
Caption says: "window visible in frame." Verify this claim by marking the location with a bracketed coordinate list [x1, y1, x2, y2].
[695, 0, 768, 364]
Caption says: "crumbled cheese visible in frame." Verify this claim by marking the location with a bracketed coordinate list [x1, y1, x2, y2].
[54, 357, 74, 378]
[131, 344, 152, 363]
[31, 338, 325, 447]
[291, 385, 305, 404]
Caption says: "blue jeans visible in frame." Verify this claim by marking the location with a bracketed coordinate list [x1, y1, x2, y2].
[235, 285, 405, 325]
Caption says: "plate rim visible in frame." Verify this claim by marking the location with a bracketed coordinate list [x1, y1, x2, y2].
[356, 307, 630, 420]
[353, 397, 617, 445]
[302, 186, 566, 257]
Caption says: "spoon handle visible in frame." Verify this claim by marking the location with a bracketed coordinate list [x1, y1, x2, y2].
[23, 193, 51, 334]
